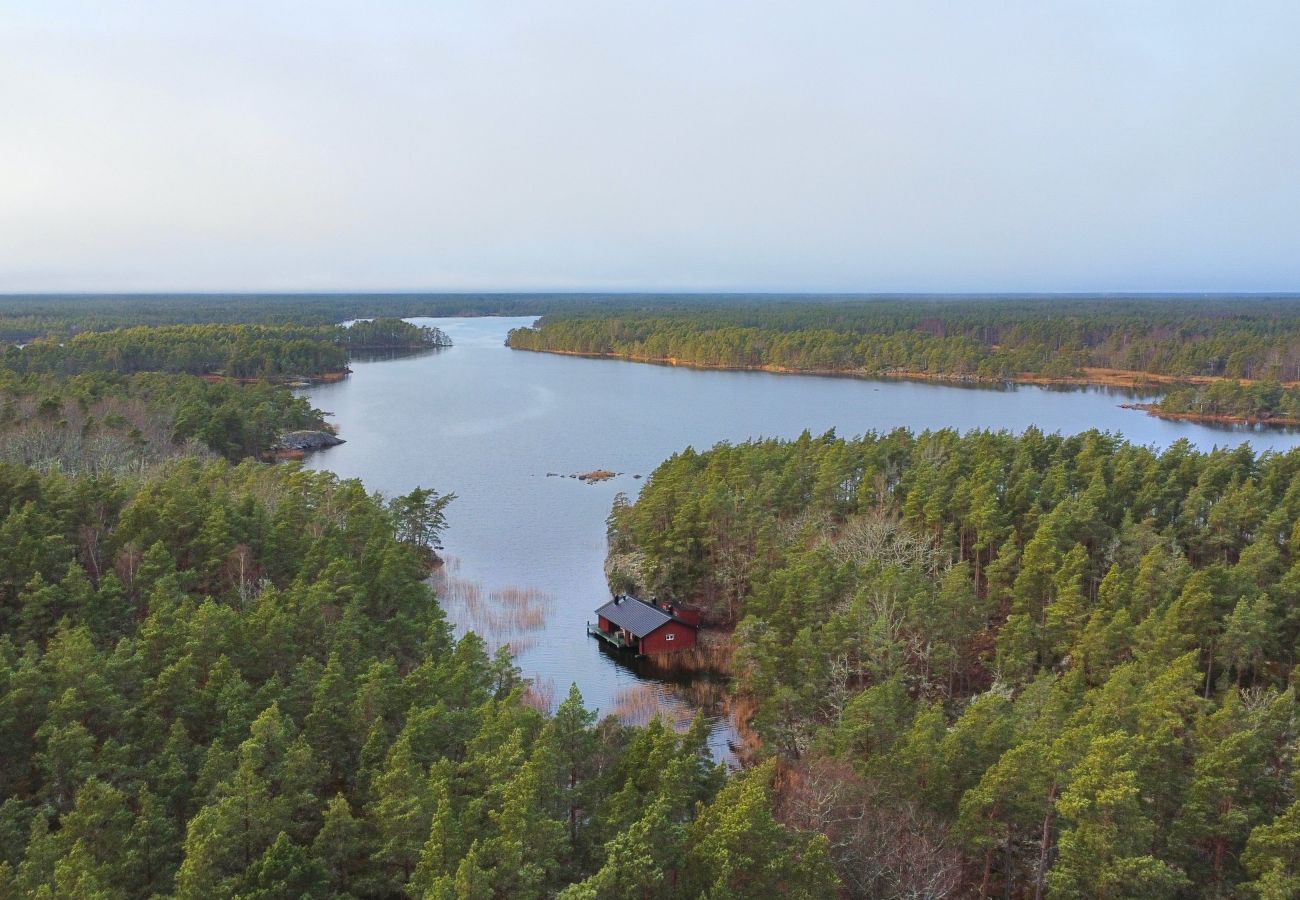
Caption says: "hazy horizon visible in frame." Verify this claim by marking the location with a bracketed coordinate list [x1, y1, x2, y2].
[4, 2, 1299, 293]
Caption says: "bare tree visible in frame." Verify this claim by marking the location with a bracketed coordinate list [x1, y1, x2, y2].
[777, 757, 963, 900]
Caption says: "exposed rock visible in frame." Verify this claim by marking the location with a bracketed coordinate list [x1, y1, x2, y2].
[276, 430, 345, 452]
[577, 469, 616, 483]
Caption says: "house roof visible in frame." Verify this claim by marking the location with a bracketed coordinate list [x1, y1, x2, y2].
[594, 595, 674, 637]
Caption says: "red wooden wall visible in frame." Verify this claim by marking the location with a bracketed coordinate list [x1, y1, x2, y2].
[638, 620, 697, 654]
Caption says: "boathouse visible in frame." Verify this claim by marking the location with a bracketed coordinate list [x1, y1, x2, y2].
[588, 594, 698, 655]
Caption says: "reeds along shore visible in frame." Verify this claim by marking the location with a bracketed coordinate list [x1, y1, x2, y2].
[429, 556, 555, 654]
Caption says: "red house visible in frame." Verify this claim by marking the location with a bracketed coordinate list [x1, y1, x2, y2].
[588, 594, 698, 655]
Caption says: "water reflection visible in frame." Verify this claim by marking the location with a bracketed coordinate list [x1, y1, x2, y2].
[346, 346, 448, 364]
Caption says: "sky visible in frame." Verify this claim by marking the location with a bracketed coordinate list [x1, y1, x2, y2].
[1, 1, 1298, 293]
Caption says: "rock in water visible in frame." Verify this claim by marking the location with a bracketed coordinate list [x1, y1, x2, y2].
[577, 469, 616, 483]
[276, 430, 346, 452]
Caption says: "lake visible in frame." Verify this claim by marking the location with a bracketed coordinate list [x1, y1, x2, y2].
[303, 316, 1300, 762]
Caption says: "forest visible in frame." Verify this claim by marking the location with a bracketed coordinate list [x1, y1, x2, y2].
[0, 293, 746, 342]
[0, 318, 451, 473]
[342, 319, 452, 353]
[507, 296, 1300, 384]
[4, 319, 447, 380]
[9, 294, 1300, 897]
[608, 428, 1300, 897]
[0, 295, 535, 341]
[0, 372, 329, 473]
[0, 459, 834, 897]
[1150, 381, 1300, 425]
[0, 302, 838, 897]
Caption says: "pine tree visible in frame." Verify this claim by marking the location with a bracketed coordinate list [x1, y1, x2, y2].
[1220, 593, 1277, 686]
[17, 573, 64, 645]
[451, 841, 493, 900]
[176, 706, 296, 899]
[47, 840, 125, 900]
[540, 684, 598, 869]
[126, 788, 179, 898]
[480, 756, 565, 900]
[235, 832, 327, 900]
[304, 652, 356, 791]
[367, 734, 433, 890]
[410, 769, 460, 899]
[53, 778, 132, 888]
[1050, 731, 1187, 899]
[1242, 799, 1300, 899]
[561, 796, 684, 899]
[311, 794, 369, 898]
[684, 761, 838, 899]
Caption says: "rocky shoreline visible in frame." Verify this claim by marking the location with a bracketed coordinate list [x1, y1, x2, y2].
[265, 429, 346, 461]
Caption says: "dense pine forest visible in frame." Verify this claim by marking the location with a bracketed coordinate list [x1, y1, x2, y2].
[507, 297, 1300, 384]
[1150, 382, 1300, 425]
[9, 294, 1300, 897]
[5, 319, 446, 380]
[0, 301, 838, 897]
[0, 373, 329, 473]
[0, 294, 749, 341]
[0, 459, 834, 897]
[0, 295, 539, 340]
[0, 318, 448, 472]
[609, 428, 1300, 897]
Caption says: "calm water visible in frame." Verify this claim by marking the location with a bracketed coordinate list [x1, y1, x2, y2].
[303, 316, 1300, 761]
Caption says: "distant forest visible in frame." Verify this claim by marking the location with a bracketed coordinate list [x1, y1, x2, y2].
[507, 296, 1300, 383]
[4, 319, 447, 378]
[0, 318, 447, 473]
[0, 293, 707, 341]
[1151, 381, 1300, 425]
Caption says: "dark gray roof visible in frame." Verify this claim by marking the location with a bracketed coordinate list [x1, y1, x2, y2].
[594, 596, 673, 637]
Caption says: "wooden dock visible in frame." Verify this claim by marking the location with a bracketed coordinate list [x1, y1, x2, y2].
[587, 622, 632, 650]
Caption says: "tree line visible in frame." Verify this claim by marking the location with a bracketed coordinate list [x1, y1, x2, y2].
[1153, 381, 1300, 424]
[0, 295, 537, 341]
[508, 297, 1300, 382]
[0, 320, 451, 474]
[610, 428, 1300, 897]
[342, 319, 452, 352]
[0, 372, 327, 474]
[4, 320, 448, 380]
[0, 293, 767, 342]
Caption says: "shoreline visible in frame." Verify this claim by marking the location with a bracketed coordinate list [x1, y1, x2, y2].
[507, 345, 1300, 393]
[200, 367, 352, 386]
[1121, 403, 1300, 429]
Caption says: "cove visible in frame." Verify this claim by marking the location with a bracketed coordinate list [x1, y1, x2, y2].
[302, 316, 1300, 762]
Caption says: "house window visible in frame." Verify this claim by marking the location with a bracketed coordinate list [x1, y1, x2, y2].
[665, 633, 675, 641]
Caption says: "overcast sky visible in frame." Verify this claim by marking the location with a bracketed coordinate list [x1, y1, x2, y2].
[2, 1, 1298, 292]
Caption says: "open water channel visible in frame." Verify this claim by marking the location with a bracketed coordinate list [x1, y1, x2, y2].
[303, 316, 1300, 761]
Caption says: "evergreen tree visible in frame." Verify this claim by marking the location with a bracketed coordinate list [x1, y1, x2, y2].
[311, 793, 370, 898]
[1050, 732, 1187, 899]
